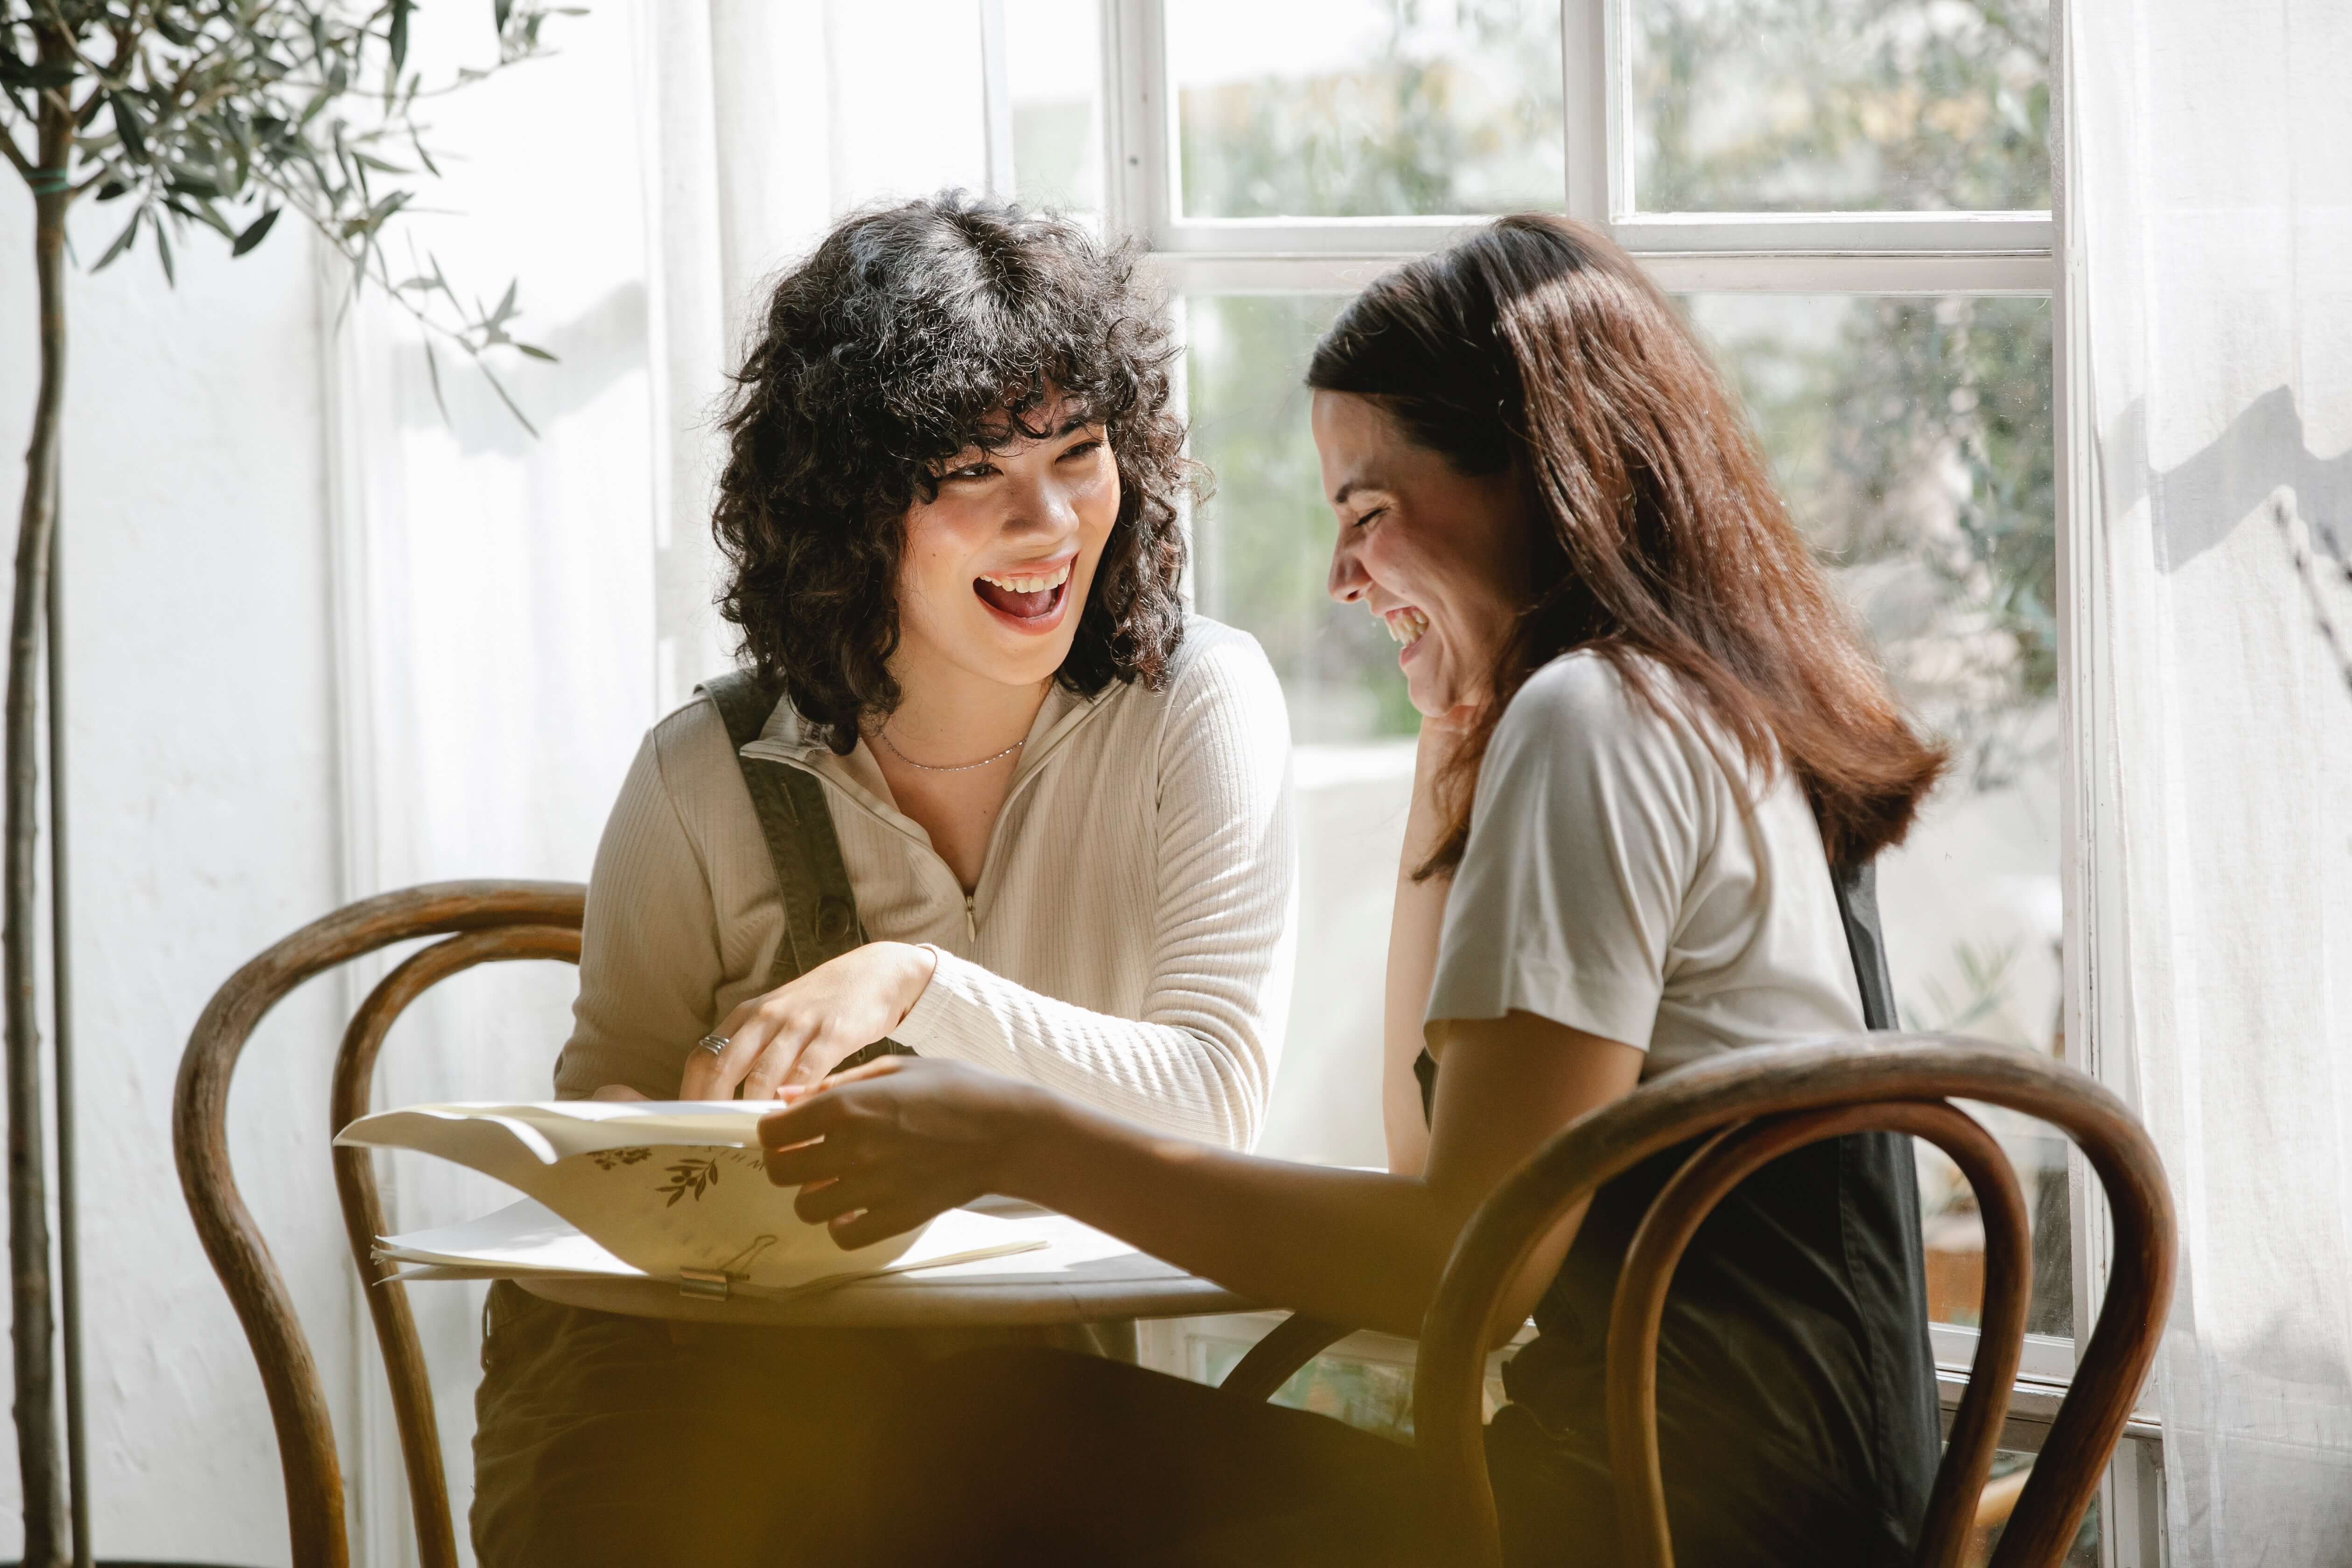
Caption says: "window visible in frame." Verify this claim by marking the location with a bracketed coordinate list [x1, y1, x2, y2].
[995, 1, 2141, 1554]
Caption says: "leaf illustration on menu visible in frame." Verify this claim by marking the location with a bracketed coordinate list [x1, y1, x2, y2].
[588, 1147, 652, 1172]
[656, 1155, 722, 1206]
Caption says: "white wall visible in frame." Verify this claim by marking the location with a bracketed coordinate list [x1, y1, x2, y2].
[0, 187, 354, 1564]
[0, 6, 673, 1560]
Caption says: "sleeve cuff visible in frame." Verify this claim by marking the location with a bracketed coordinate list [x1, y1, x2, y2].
[890, 945, 1014, 1069]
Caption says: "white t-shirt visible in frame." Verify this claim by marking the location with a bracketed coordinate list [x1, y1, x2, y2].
[1425, 650, 1865, 1077]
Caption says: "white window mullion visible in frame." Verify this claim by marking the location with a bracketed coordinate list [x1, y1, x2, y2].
[1101, 0, 1167, 244]
[978, 0, 1016, 199]
[1561, 0, 1612, 226]
[1149, 249, 2052, 297]
[1617, 210, 2054, 255]
[1156, 216, 1488, 254]
[1636, 248, 2053, 294]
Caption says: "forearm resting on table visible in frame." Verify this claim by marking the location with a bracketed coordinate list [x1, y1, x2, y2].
[1006, 1104, 1465, 1340]
[1004, 1011, 1642, 1342]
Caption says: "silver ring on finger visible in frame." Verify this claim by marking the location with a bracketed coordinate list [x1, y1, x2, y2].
[693, 1034, 730, 1058]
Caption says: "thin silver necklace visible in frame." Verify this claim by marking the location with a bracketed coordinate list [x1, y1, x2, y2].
[873, 722, 1025, 773]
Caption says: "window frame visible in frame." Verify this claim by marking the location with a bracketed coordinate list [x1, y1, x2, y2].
[1072, 0, 2152, 1556]
[1104, 0, 2054, 294]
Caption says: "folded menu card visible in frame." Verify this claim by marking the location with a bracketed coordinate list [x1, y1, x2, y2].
[336, 1100, 1043, 1299]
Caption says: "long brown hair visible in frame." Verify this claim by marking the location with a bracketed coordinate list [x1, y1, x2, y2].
[1308, 214, 1946, 874]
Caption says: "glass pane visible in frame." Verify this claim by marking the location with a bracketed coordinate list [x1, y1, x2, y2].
[1631, 0, 2052, 213]
[1186, 294, 1421, 743]
[1006, 0, 1104, 220]
[1168, 0, 1564, 219]
[1687, 292, 2065, 1334]
[1190, 1327, 1510, 1438]
[1978, 1452, 2100, 1564]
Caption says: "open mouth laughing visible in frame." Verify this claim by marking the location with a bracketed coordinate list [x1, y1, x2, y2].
[974, 555, 1075, 630]
[1381, 605, 1430, 659]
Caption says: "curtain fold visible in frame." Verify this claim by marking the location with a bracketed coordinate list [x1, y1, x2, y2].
[2070, 2, 2352, 1561]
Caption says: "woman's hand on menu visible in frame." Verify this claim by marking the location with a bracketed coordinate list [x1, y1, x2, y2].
[758, 1056, 1050, 1248]
[678, 941, 940, 1101]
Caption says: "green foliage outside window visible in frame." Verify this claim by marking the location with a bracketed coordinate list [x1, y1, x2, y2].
[1174, 0, 1562, 220]
[1634, 0, 2051, 213]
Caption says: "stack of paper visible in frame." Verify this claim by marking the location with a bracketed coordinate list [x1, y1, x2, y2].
[337, 1100, 1042, 1298]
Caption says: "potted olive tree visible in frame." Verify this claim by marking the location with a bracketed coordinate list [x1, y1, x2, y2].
[1, 4, 566, 1561]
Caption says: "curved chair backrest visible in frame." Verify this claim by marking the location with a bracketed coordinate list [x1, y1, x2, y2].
[174, 881, 586, 1568]
[1413, 1033, 2174, 1568]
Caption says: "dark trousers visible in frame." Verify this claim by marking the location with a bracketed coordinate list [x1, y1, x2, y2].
[850, 1345, 1630, 1568]
[471, 1281, 920, 1566]
[471, 1286, 1152, 1568]
[477, 1301, 1839, 1566]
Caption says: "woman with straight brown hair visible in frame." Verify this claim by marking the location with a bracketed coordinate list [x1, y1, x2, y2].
[760, 214, 1951, 1567]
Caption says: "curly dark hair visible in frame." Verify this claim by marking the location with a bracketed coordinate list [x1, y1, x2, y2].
[712, 191, 1192, 754]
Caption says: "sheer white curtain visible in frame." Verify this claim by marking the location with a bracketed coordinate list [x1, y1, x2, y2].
[2069, 1, 2352, 1561]
[327, 7, 660, 1560]
[331, 4, 994, 1560]
[641, 0, 993, 713]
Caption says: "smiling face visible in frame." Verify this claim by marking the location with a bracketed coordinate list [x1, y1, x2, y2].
[894, 393, 1121, 694]
[1313, 391, 1531, 721]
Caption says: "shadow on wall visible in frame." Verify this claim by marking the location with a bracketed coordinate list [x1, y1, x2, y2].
[2106, 386, 2351, 572]
[384, 279, 652, 459]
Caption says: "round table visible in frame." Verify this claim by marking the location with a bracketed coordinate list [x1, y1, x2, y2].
[515, 1204, 1254, 1329]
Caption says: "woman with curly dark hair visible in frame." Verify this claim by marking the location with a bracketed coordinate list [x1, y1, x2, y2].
[468, 193, 1295, 1568]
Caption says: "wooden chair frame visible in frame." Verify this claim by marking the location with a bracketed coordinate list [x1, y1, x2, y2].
[179, 898, 2169, 1568]
[175, 881, 585, 1568]
[1220, 1034, 2174, 1568]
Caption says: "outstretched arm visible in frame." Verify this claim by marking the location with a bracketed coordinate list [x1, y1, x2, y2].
[762, 1011, 1640, 1341]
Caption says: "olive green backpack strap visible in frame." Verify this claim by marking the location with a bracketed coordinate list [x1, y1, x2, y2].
[699, 671, 911, 1069]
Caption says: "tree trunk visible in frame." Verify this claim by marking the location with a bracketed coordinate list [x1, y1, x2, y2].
[8, 119, 72, 1568]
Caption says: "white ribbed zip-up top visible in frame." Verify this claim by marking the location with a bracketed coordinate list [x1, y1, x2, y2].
[553, 617, 1297, 1150]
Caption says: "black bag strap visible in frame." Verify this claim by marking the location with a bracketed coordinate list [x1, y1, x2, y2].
[700, 671, 866, 986]
[1827, 858, 1898, 1032]
[699, 671, 912, 1069]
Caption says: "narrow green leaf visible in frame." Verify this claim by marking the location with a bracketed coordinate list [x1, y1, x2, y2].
[154, 221, 175, 286]
[422, 339, 449, 424]
[111, 96, 148, 162]
[0, 59, 77, 91]
[94, 209, 141, 270]
[389, 0, 412, 76]
[513, 342, 557, 362]
[478, 361, 541, 439]
[192, 199, 237, 240]
[231, 205, 281, 257]
[491, 278, 518, 324]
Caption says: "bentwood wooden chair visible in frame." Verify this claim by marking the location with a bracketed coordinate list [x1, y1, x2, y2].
[175, 881, 586, 1568]
[1217, 1035, 2175, 1568]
